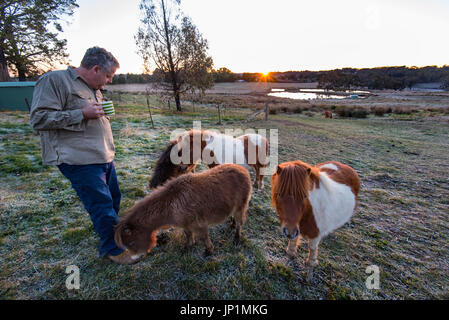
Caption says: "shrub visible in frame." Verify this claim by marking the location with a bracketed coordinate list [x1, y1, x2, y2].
[352, 108, 369, 118]
[372, 106, 387, 116]
[425, 107, 439, 113]
[269, 108, 278, 115]
[335, 106, 351, 117]
[335, 106, 368, 118]
[392, 107, 412, 115]
[292, 106, 303, 113]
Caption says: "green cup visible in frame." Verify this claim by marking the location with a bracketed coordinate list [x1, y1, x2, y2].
[101, 101, 115, 116]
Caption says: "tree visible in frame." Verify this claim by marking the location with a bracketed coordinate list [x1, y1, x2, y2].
[441, 76, 449, 91]
[135, 0, 213, 111]
[213, 67, 236, 83]
[0, 0, 78, 81]
[179, 17, 214, 95]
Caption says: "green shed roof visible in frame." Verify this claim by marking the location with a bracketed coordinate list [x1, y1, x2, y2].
[0, 81, 36, 88]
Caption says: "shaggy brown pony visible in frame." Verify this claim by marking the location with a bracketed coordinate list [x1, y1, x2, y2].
[115, 164, 252, 257]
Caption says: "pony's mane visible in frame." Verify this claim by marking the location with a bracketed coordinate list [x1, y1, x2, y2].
[149, 142, 177, 188]
[272, 161, 320, 206]
[179, 129, 207, 142]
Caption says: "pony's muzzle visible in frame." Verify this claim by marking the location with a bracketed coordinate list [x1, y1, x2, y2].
[282, 227, 299, 240]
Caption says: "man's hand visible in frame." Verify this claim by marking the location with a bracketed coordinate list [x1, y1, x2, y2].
[82, 102, 104, 119]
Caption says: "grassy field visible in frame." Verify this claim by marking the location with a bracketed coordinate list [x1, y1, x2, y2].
[0, 92, 448, 300]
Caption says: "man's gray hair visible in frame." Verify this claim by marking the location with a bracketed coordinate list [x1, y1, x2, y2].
[80, 47, 120, 72]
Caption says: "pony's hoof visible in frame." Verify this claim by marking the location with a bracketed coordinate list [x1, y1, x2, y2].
[285, 248, 297, 258]
[306, 267, 314, 282]
[305, 258, 318, 267]
[229, 217, 236, 229]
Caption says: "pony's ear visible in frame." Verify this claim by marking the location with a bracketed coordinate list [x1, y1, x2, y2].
[307, 167, 312, 175]
[114, 221, 133, 249]
[276, 165, 282, 174]
[203, 131, 214, 143]
[115, 221, 132, 234]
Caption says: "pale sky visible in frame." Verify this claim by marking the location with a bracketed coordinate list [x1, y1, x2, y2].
[61, 0, 449, 74]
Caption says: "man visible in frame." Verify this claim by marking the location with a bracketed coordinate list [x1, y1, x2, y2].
[30, 47, 142, 264]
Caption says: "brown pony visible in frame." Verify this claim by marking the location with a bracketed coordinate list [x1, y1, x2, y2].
[271, 160, 360, 281]
[324, 110, 333, 118]
[149, 129, 269, 190]
[115, 164, 252, 257]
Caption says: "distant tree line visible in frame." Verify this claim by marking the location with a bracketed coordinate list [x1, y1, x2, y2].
[274, 66, 449, 90]
[316, 66, 449, 90]
[112, 65, 449, 91]
[112, 73, 153, 84]
[112, 67, 238, 84]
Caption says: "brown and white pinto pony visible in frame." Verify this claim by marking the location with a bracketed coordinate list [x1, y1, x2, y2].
[115, 164, 252, 257]
[149, 129, 269, 190]
[271, 160, 360, 281]
[324, 110, 333, 119]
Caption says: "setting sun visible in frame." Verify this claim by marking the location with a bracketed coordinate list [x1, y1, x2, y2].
[259, 72, 273, 82]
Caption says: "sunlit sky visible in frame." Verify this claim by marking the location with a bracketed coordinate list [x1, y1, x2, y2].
[61, 0, 449, 74]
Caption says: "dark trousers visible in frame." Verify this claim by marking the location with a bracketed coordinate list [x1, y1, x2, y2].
[58, 162, 124, 257]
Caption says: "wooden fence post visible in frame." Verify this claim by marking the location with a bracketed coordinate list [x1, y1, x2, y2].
[217, 105, 222, 125]
[25, 98, 31, 112]
[146, 96, 155, 129]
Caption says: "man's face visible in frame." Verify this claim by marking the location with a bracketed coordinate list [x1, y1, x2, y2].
[88, 65, 117, 90]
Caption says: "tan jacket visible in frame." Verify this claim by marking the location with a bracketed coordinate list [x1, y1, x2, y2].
[30, 67, 115, 165]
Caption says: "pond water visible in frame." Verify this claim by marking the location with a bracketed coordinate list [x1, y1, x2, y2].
[267, 88, 369, 100]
